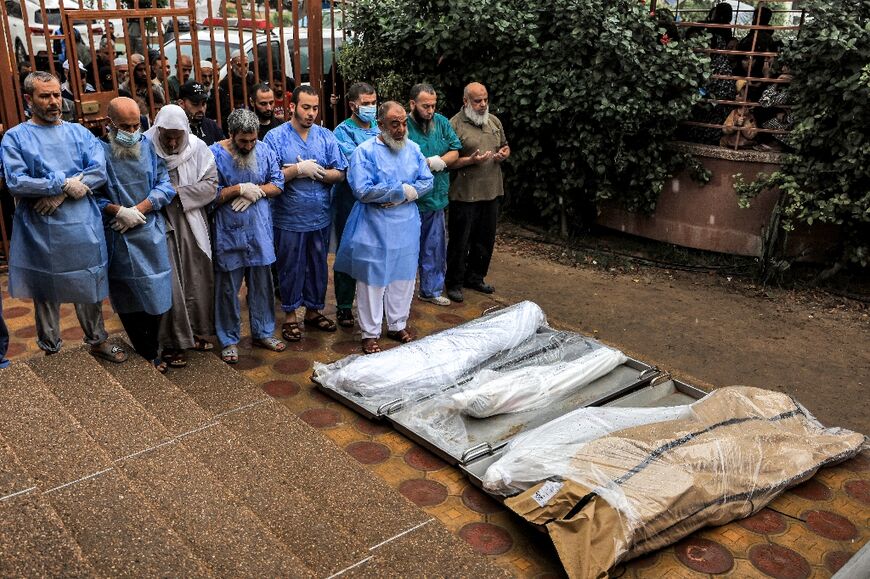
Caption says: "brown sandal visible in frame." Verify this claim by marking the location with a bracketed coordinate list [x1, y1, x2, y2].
[361, 338, 381, 354]
[193, 337, 214, 351]
[386, 329, 414, 343]
[281, 322, 302, 342]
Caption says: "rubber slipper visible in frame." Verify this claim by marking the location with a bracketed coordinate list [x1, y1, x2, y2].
[90, 343, 128, 363]
[361, 338, 381, 354]
[281, 322, 302, 342]
[304, 313, 337, 332]
[253, 336, 286, 352]
[221, 345, 239, 364]
[193, 337, 214, 351]
[337, 308, 354, 328]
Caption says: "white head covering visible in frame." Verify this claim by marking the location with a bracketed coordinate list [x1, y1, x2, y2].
[114, 57, 128, 68]
[63, 59, 86, 71]
[144, 104, 216, 258]
[200, 60, 213, 70]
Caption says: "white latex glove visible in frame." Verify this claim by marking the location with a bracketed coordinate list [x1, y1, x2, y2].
[402, 184, 419, 202]
[111, 206, 146, 233]
[34, 195, 65, 215]
[239, 182, 265, 202]
[295, 155, 327, 180]
[231, 197, 253, 212]
[427, 155, 447, 172]
[63, 174, 90, 199]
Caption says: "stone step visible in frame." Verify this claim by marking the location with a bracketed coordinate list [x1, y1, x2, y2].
[168, 352, 443, 545]
[0, 415, 95, 577]
[0, 361, 211, 577]
[28, 348, 315, 578]
[97, 345, 371, 575]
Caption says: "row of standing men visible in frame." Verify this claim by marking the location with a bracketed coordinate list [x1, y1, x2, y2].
[0, 73, 509, 369]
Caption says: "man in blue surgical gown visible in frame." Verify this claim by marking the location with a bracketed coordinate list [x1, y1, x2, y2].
[334, 101, 433, 355]
[96, 96, 176, 371]
[264, 86, 347, 343]
[0, 71, 126, 362]
[211, 109, 286, 364]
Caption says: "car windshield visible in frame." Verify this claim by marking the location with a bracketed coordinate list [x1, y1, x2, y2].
[34, 8, 62, 25]
[163, 38, 240, 72]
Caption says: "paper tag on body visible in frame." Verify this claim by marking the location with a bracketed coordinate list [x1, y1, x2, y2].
[532, 480, 564, 507]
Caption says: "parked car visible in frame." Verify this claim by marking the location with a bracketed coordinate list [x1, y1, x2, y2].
[4, 0, 106, 64]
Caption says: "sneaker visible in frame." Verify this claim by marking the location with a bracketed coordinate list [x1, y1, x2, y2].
[419, 294, 451, 306]
[446, 287, 464, 303]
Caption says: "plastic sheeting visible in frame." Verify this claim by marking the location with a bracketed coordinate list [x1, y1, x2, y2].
[483, 386, 867, 578]
[312, 301, 547, 403]
[451, 344, 627, 418]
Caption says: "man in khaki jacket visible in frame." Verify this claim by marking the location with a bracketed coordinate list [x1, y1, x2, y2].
[446, 82, 510, 303]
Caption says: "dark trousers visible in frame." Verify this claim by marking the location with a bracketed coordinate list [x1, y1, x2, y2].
[117, 310, 163, 361]
[274, 226, 329, 312]
[333, 185, 357, 310]
[0, 293, 9, 368]
[446, 198, 500, 289]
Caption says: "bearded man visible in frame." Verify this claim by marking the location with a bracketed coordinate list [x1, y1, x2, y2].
[334, 101, 433, 355]
[264, 86, 346, 343]
[1, 72, 125, 363]
[211, 109, 286, 364]
[177, 80, 224, 146]
[446, 82, 510, 303]
[96, 96, 176, 371]
[144, 105, 217, 368]
[251, 83, 283, 140]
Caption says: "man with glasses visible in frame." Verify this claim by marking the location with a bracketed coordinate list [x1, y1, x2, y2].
[96, 96, 176, 372]
[1, 72, 126, 363]
[177, 80, 224, 146]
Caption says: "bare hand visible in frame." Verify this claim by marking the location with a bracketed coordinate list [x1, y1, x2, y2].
[493, 145, 510, 162]
[471, 149, 493, 164]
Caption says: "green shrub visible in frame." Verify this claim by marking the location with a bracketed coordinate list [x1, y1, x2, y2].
[735, 0, 870, 267]
[339, 0, 708, 226]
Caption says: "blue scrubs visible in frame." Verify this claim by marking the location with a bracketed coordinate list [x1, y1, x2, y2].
[264, 123, 346, 312]
[210, 141, 283, 347]
[334, 138, 434, 286]
[1, 121, 109, 303]
[97, 135, 176, 316]
[331, 118, 380, 310]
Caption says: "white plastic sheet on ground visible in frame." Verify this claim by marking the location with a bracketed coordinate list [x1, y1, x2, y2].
[312, 301, 547, 403]
[451, 344, 627, 418]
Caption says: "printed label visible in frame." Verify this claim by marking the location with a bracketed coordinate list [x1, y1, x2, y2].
[532, 480, 564, 507]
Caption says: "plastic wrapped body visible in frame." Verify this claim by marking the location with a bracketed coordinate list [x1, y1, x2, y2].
[312, 301, 546, 403]
[483, 386, 866, 578]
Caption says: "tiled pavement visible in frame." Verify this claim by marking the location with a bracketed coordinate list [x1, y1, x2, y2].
[3, 275, 867, 578]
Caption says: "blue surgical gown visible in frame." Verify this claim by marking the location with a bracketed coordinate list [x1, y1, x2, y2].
[333, 137, 434, 286]
[95, 136, 176, 315]
[210, 141, 283, 272]
[263, 123, 347, 232]
[1, 121, 109, 303]
[331, 118, 380, 214]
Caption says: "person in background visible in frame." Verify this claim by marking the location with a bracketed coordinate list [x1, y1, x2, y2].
[333, 102, 433, 354]
[406, 83, 461, 306]
[330, 81, 379, 327]
[210, 109, 286, 364]
[144, 105, 218, 367]
[1, 72, 126, 363]
[168, 55, 193, 102]
[446, 82, 510, 303]
[264, 86, 347, 343]
[97, 96, 175, 372]
[251, 82, 283, 140]
[177, 80, 224, 145]
[720, 105, 758, 149]
[218, 50, 254, 126]
[114, 57, 129, 86]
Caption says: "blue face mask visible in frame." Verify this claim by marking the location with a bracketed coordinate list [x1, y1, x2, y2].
[114, 128, 141, 148]
[357, 104, 376, 125]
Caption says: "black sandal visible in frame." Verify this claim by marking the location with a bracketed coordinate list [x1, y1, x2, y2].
[162, 349, 188, 368]
[336, 308, 354, 328]
[281, 322, 302, 342]
[304, 313, 337, 332]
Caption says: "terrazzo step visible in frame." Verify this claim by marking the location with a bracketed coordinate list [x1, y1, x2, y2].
[0, 379, 95, 577]
[0, 359, 212, 577]
[348, 520, 512, 578]
[28, 348, 316, 578]
[169, 351, 447, 546]
[97, 345, 371, 575]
